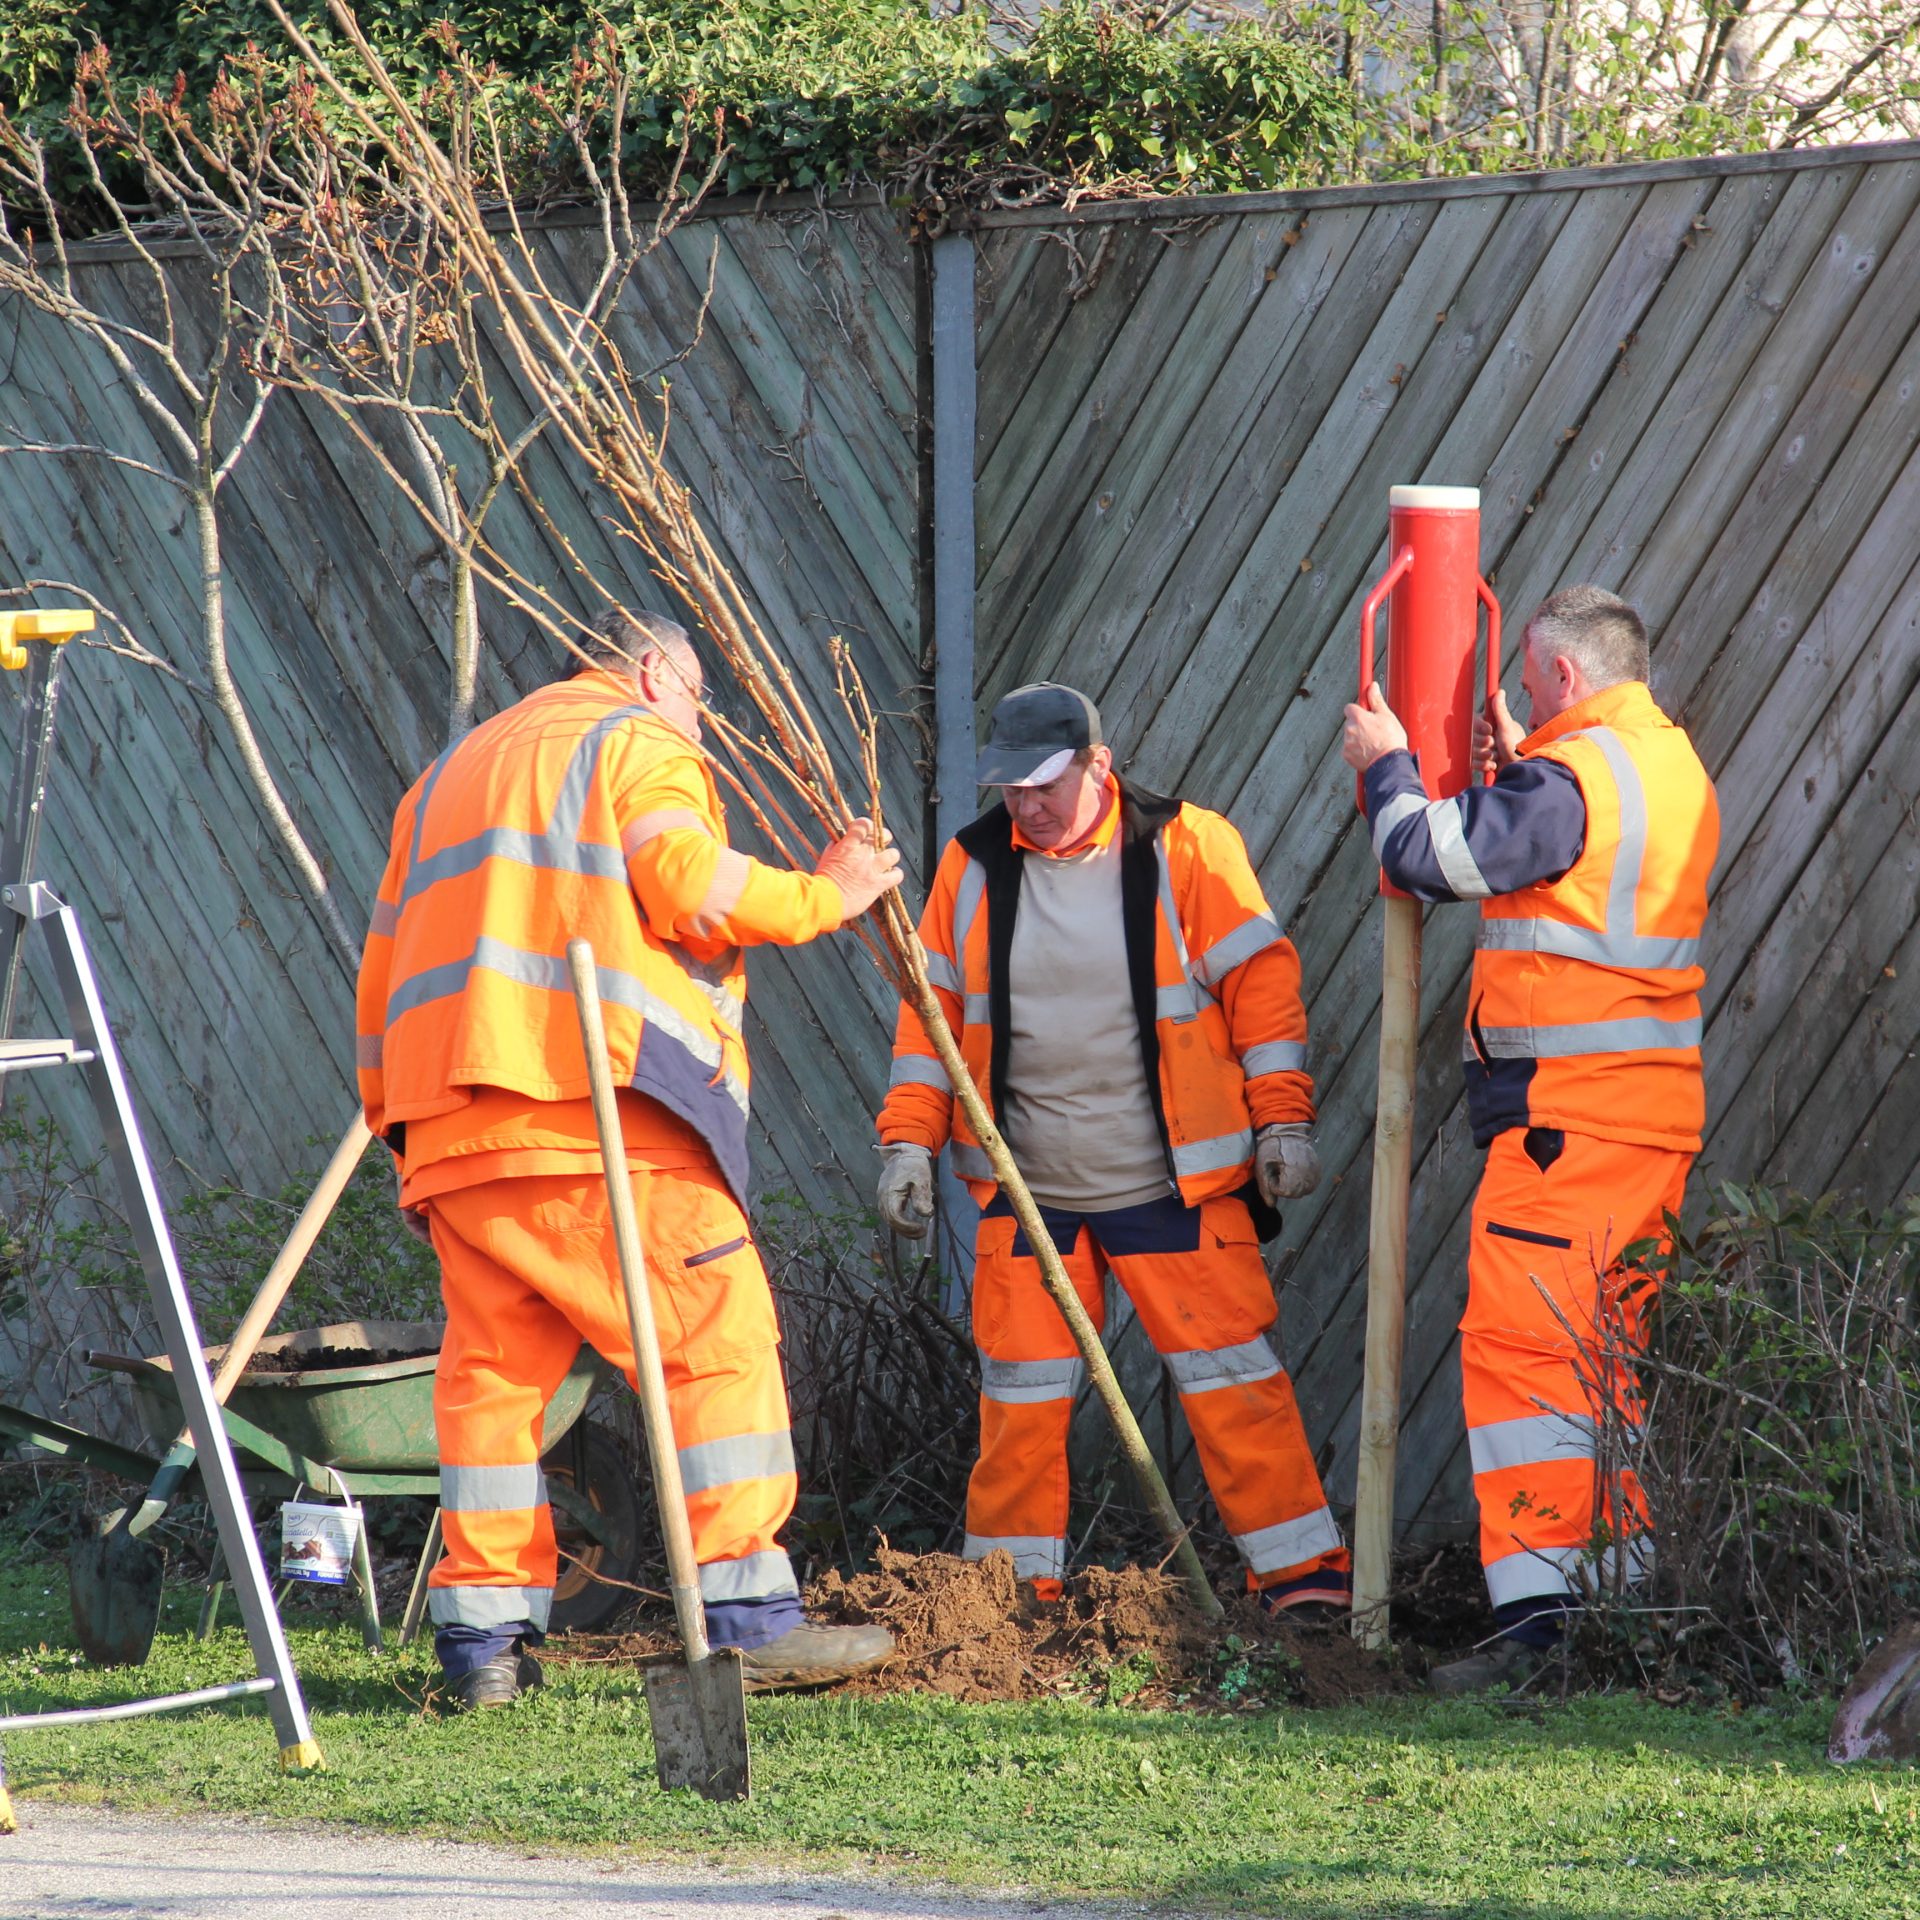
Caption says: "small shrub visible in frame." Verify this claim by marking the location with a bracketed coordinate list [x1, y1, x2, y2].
[759, 1189, 978, 1572]
[1567, 1183, 1920, 1696]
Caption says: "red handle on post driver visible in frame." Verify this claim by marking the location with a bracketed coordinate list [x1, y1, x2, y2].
[1355, 547, 1415, 812]
[1476, 574, 1501, 786]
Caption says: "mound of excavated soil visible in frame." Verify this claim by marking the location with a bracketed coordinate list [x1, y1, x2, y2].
[548, 1545, 1403, 1710]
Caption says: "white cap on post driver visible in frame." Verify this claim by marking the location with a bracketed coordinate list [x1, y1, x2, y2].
[1389, 485, 1480, 510]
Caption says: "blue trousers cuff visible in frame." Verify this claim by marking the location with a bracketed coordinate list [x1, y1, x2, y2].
[435, 1620, 543, 1680]
[705, 1593, 803, 1652]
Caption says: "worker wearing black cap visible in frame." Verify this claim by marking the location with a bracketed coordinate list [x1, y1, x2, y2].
[874, 683, 1350, 1614]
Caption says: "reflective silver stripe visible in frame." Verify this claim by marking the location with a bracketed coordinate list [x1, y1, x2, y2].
[1154, 841, 1205, 1021]
[440, 1462, 547, 1512]
[1370, 788, 1427, 863]
[405, 825, 630, 897]
[1477, 1015, 1702, 1058]
[678, 1430, 795, 1496]
[1240, 1039, 1308, 1078]
[1468, 1412, 1597, 1477]
[402, 707, 646, 908]
[1237, 1507, 1345, 1576]
[549, 706, 649, 843]
[889, 1054, 949, 1090]
[369, 899, 400, 939]
[690, 846, 752, 937]
[964, 992, 991, 1024]
[963, 1533, 1064, 1580]
[1428, 796, 1494, 900]
[386, 937, 748, 1117]
[1163, 1335, 1282, 1395]
[673, 944, 746, 1032]
[979, 1355, 1084, 1405]
[1572, 726, 1647, 937]
[1476, 920, 1701, 971]
[923, 948, 963, 995]
[1191, 913, 1283, 988]
[951, 858, 986, 973]
[1484, 1536, 1653, 1608]
[1172, 1129, 1253, 1178]
[407, 745, 455, 880]
[621, 806, 707, 854]
[698, 1549, 799, 1604]
[427, 1584, 553, 1632]
[355, 1033, 383, 1070]
[951, 1140, 993, 1182]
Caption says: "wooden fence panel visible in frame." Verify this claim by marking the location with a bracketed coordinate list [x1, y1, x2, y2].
[973, 144, 1920, 1538]
[0, 200, 921, 1394]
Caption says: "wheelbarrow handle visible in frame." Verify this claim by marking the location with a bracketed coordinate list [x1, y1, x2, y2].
[129, 1114, 373, 1534]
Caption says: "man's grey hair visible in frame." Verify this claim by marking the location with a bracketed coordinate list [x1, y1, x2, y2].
[573, 605, 699, 682]
[1524, 585, 1650, 689]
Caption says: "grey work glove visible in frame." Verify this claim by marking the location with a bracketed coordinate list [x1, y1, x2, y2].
[1255, 1122, 1321, 1205]
[877, 1142, 935, 1238]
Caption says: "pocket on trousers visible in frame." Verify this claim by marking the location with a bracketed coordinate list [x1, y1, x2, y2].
[660, 1233, 778, 1371]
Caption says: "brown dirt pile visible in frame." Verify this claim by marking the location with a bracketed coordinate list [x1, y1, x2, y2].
[549, 1546, 1403, 1710]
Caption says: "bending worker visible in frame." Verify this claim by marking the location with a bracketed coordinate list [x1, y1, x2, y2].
[357, 607, 902, 1708]
[1342, 584, 1718, 1692]
[875, 683, 1351, 1615]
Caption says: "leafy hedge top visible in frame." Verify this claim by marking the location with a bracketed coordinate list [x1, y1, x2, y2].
[1, 0, 1357, 214]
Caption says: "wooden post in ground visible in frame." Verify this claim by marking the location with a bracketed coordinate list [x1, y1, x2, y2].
[1353, 891, 1422, 1649]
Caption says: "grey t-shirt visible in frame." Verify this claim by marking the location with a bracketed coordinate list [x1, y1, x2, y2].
[1002, 831, 1175, 1212]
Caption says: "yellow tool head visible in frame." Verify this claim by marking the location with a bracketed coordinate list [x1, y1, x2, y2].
[0, 608, 95, 670]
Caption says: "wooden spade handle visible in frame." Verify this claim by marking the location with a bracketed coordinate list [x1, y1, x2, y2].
[567, 938, 711, 1664]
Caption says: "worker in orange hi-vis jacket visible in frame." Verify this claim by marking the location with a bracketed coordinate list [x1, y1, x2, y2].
[357, 607, 905, 1710]
[876, 683, 1351, 1618]
[1343, 585, 1719, 1694]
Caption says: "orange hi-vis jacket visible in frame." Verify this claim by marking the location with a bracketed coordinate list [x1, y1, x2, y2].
[878, 781, 1313, 1207]
[1467, 680, 1719, 1152]
[356, 668, 845, 1204]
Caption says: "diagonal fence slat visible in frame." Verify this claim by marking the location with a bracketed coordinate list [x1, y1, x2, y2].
[974, 147, 1920, 1538]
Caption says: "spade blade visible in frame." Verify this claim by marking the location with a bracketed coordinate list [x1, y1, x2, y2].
[68, 1508, 165, 1669]
[643, 1648, 750, 1802]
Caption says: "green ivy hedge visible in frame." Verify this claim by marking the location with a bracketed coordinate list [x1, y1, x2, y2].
[2, 0, 1356, 211]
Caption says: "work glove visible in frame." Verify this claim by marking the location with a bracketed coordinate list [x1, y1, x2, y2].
[1255, 1123, 1321, 1205]
[876, 1142, 935, 1238]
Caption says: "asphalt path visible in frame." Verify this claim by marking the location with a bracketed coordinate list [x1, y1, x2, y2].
[0, 1803, 1153, 1920]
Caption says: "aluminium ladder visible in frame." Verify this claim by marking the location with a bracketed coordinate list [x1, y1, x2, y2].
[0, 611, 322, 1831]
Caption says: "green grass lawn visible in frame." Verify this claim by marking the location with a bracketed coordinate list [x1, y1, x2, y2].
[3, 1558, 1917, 1917]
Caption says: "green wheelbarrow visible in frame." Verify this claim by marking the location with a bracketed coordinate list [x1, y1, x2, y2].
[75, 1319, 646, 1653]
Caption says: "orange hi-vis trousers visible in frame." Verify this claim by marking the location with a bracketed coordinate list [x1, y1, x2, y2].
[1462, 1126, 1691, 1611]
[422, 1159, 800, 1647]
[964, 1191, 1347, 1596]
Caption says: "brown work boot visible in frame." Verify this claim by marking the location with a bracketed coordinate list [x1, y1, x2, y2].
[1429, 1635, 1566, 1697]
[739, 1621, 895, 1692]
[451, 1645, 544, 1711]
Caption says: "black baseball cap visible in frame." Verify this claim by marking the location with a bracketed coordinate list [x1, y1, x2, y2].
[975, 682, 1104, 787]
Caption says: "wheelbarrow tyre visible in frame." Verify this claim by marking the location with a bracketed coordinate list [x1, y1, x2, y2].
[543, 1421, 647, 1635]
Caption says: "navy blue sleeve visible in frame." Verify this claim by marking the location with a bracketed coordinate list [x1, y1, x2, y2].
[1361, 749, 1586, 902]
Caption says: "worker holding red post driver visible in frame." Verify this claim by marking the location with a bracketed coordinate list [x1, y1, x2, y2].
[876, 683, 1351, 1616]
[1342, 586, 1719, 1691]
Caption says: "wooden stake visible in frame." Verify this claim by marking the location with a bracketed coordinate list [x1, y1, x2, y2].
[1353, 892, 1422, 1648]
